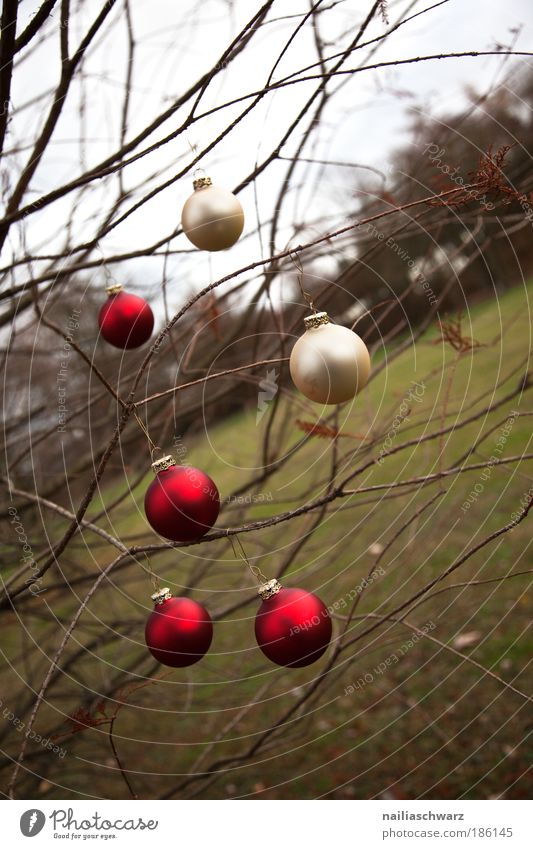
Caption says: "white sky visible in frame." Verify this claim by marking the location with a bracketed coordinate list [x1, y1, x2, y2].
[5, 0, 533, 311]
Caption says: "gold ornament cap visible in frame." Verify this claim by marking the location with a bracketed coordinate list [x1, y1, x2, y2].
[258, 578, 282, 600]
[151, 587, 172, 605]
[193, 175, 213, 190]
[106, 283, 123, 296]
[151, 455, 176, 474]
[303, 311, 329, 330]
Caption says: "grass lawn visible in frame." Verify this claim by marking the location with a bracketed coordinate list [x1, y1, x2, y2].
[1, 281, 532, 800]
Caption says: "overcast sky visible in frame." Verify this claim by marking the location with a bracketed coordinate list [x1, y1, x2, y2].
[7, 0, 533, 310]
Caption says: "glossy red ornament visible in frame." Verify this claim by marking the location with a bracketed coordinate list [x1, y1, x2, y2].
[255, 581, 332, 668]
[145, 590, 213, 667]
[144, 455, 220, 542]
[98, 285, 154, 349]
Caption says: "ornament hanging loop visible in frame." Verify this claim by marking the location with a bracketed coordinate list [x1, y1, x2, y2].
[136, 553, 161, 595]
[133, 411, 161, 462]
[96, 241, 119, 291]
[229, 534, 271, 588]
[290, 250, 316, 314]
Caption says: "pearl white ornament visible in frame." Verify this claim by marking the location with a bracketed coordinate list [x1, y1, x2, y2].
[181, 175, 244, 251]
[289, 312, 371, 404]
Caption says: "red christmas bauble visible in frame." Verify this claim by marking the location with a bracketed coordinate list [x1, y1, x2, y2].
[98, 288, 154, 349]
[145, 593, 213, 667]
[144, 458, 220, 542]
[255, 586, 332, 668]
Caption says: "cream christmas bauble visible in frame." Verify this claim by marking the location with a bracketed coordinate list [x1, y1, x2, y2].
[181, 175, 244, 251]
[289, 312, 370, 404]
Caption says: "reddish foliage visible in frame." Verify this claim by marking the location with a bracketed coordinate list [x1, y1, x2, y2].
[295, 419, 368, 440]
[429, 145, 532, 210]
[52, 677, 166, 741]
[435, 314, 483, 354]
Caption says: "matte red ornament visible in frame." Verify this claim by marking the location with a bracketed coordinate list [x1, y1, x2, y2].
[145, 589, 213, 667]
[144, 455, 220, 542]
[255, 581, 332, 668]
[98, 285, 154, 349]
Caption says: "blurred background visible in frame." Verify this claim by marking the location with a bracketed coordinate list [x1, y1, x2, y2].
[0, 0, 532, 800]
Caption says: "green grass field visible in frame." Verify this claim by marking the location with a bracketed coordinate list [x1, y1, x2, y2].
[2, 281, 532, 800]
